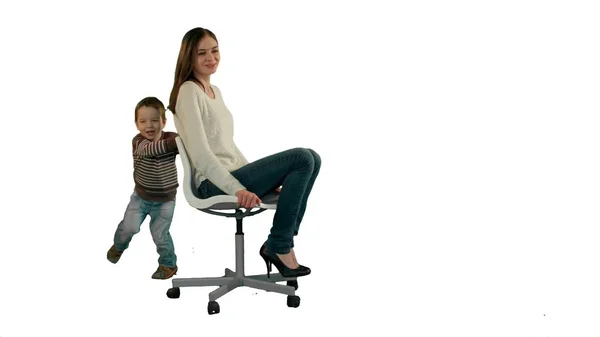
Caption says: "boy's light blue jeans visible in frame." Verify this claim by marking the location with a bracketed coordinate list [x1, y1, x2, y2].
[113, 191, 177, 268]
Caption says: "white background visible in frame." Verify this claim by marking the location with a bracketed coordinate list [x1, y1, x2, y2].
[1, 0, 599, 336]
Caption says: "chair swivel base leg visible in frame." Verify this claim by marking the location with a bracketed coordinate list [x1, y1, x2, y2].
[168, 269, 297, 299]
[166, 232, 302, 314]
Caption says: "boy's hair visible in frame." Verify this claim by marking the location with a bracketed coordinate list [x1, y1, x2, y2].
[135, 97, 166, 122]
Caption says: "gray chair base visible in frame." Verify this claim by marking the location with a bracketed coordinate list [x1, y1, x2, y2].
[166, 209, 300, 315]
[169, 137, 299, 314]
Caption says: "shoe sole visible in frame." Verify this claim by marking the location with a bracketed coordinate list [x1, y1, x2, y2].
[152, 268, 178, 280]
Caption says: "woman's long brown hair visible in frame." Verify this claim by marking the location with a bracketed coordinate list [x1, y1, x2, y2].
[168, 27, 218, 114]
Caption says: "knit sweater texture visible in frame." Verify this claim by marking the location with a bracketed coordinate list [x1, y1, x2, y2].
[173, 81, 249, 196]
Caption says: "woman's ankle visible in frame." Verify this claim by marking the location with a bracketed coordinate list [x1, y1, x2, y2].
[290, 248, 298, 264]
[276, 251, 299, 269]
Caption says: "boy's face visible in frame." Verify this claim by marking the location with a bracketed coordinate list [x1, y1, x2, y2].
[136, 106, 166, 141]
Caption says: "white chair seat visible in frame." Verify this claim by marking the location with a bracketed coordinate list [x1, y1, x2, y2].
[175, 137, 278, 210]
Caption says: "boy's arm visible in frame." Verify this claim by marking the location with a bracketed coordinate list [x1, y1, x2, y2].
[164, 132, 180, 154]
[132, 133, 178, 157]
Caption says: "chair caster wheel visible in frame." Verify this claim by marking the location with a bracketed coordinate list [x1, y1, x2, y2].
[287, 280, 298, 290]
[208, 301, 220, 315]
[166, 287, 180, 299]
[287, 295, 300, 308]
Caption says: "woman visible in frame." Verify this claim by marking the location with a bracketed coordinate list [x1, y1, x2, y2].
[168, 27, 321, 278]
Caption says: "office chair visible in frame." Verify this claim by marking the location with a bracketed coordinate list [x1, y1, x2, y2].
[166, 137, 300, 315]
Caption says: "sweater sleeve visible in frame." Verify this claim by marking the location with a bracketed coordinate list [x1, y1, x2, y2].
[175, 82, 246, 196]
[214, 86, 249, 166]
[234, 143, 249, 166]
[132, 134, 178, 157]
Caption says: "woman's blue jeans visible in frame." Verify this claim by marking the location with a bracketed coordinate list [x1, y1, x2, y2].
[198, 147, 321, 254]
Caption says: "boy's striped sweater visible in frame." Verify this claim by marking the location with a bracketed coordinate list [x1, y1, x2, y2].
[132, 131, 179, 202]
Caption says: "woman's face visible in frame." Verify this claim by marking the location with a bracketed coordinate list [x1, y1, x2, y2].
[193, 36, 220, 78]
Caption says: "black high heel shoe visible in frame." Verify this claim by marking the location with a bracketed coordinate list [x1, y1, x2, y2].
[259, 244, 311, 278]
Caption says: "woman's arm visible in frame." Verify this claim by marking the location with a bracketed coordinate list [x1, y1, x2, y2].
[175, 82, 246, 196]
[234, 143, 249, 166]
[214, 86, 249, 166]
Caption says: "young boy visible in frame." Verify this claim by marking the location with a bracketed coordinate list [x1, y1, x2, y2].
[107, 97, 180, 280]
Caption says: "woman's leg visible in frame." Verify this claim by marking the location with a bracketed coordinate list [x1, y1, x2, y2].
[198, 147, 315, 254]
[291, 148, 321, 241]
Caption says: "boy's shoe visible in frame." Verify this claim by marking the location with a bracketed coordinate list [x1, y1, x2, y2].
[107, 245, 123, 264]
[152, 265, 178, 279]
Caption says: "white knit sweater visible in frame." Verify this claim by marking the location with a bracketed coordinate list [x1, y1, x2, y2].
[173, 81, 249, 196]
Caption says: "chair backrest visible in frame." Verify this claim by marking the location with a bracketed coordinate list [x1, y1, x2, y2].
[175, 137, 203, 202]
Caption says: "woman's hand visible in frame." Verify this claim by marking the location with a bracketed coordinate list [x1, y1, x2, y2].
[235, 189, 262, 209]
[275, 186, 282, 193]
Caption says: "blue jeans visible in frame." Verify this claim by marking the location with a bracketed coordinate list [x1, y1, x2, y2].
[199, 147, 321, 254]
[113, 191, 177, 268]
